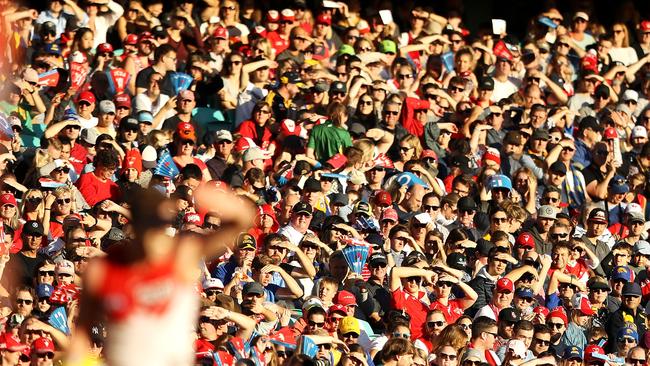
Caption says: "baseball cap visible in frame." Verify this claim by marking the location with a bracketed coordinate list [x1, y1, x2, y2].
[330, 81, 347, 94]
[549, 161, 567, 175]
[611, 265, 632, 281]
[22, 68, 39, 84]
[242, 146, 271, 162]
[446, 253, 468, 271]
[280, 71, 304, 86]
[329, 304, 347, 316]
[242, 282, 265, 296]
[504, 131, 523, 146]
[499, 307, 520, 323]
[515, 287, 534, 299]
[202, 278, 224, 290]
[457, 197, 477, 212]
[635, 241, 650, 255]
[588, 208, 608, 224]
[316, 13, 332, 25]
[36, 283, 54, 299]
[617, 325, 639, 342]
[587, 277, 611, 291]
[496, 278, 514, 293]
[335, 291, 357, 306]
[215, 130, 233, 142]
[380, 208, 398, 222]
[236, 233, 256, 251]
[584, 344, 605, 363]
[32, 337, 55, 354]
[564, 346, 583, 360]
[213, 27, 228, 40]
[403, 251, 427, 267]
[136, 111, 154, 125]
[573, 11, 589, 21]
[175, 122, 196, 141]
[478, 77, 495, 91]
[548, 307, 568, 326]
[571, 293, 595, 316]
[374, 190, 392, 207]
[515, 232, 535, 249]
[77, 91, 96, 104]
[113, 93, 131, 108]
[609, 175, 629, 194]
[623, 89, 639, 103]
[532, 129, 550, 140]
[622, 282, 642, 296]
[379, 40, 397, 54]
[98, 100, 116, 115]
[353, 201, 372, 217]
[292, 202, 313, 216]
[0, 193, 17, 207]
[631, 126, 648, 139]
[23, 220, 44, 236]
[537, 205, 557, 220]
[368, 252, 388, 266]
[302, 297, 325, 313]
[0, 334, 26, 352]
[579, 116, 603, 132]
[462, 349, 486, 363]
[55, 259, 75, 276]
[339, 316, 360, 335]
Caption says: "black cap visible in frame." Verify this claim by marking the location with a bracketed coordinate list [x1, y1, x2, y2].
[40, 21, 57, 35]
[236, 233, 256, 250]
[23, 220, 44, 236]
[242, 282, 265, 296]
[499, 308, 520, 323]
[403, 251, 427, 267]
[594, 84, 610, 99]
[330, 81, 347, 94]
[369, 252, 388, 266]
[120, 116, 139, 129]
[292, 202, 313, 216]
[549, 161, 567, 175]
[477, 239, 495, 257]
[579, 116, 603, 132]
[151, 25, 167, 38]
[587, 278, 610, 291]
[531, 129, 550, 140]
[281, 71, 303, 85]
[446, 253, 468, 271]
[457, 196, 477, 212]
[622, 282, 642, 296]
[329, 192, 348, 206]
[105, 227, 126, 242]
[478, 77, 494, 91]
[449, 155, 473, 175]
[303, 177, 322, 192]
[504, 131, 523, 146]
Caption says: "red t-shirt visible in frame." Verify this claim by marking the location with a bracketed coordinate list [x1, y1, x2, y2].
[391, 288, 430, 340]
[266, 32, 289, 55]
[76, 172, 121, 207]
[69, 143, 88, 174]
[430, 298, 465, 324]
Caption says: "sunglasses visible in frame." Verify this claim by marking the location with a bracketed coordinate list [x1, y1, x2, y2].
[619, 337, 637, 344]
[398, 74, 413, 80]
[53, 167, 70, 174]
[317, 343, 332, 350]
[427, 321, 445, 328]
[492, 217, 508, 224]
[308, 320, 325, 327]
[551, 233, 568, 239]
[439, 353, 458, 361]
[37, 353, 55, 360]
[562, 147, 575, 152]
[341, 332, 359, 338]
[423, 205, 439, 211]
[16, 298, 33, 305]
[548, 322, 564, 329]
[383, 110, 399, 116]
[392, 332, 411, 339]
[56, 198, 72, 204]
[534, 338, 551, 346]
[277, 351, 293, 358]
[26, 197, 43, 204]
[39, 270, 55, 276]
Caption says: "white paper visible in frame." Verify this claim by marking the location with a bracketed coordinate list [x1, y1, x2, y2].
[379, 10, 393, 25]
[414, 213, 432, 224]
[492, 19, 507, 35]
[322, 0, 340, 8]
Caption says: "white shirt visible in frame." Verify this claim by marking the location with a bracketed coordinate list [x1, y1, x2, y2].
[78, 115, 98, 130]
[277, 224, 311, 246]
[491, 77, 520, 102]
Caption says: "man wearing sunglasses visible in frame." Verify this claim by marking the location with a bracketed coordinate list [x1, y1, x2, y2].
[605, 282, 646, 353]
[469, 317, 500, 366]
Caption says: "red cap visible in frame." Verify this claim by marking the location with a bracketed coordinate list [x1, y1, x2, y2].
[32, 337, 55, 354]
[483, 148, 501, 165]
[335, 290, 357, 306]
[381, 208, 398, 222]
[280, 9, 295, 22]
[548, 307, 568, 326]
[235, 137, 257, 153]
[177, 122, 197, 141]
[253, 26, 267, 38]
[373, 153, 394, 169]
[316, 13, 332, 25]
[572, 293, 596, 316]
[374, 190, 392, 207]
[266, 10, 280, 23]
[641, 21, 650, 32]
[0, 193, 17, 207]
[183, 212, 202, 226]
[0, 333, 27, 352]
[139, 32, 154, 43]
[581, 53, 598, 72]
[516, 232, 535, 249]
[420, 149, 438, 160]
[604, 127, 618, 139]
[269, 327, 297, 347]
[113, 93, 131, 108]
[213, 27, 228, 40]
[532, 306, 549, 317]
[585, 344, 605, 362]
[328, 304, 347, 316]
[496, 277, 514, 293]
[77, 91, 96, 104]
[195, 338, 215, 358]
[326, 153, 347, 170]
[124, 34, 138, 45]
[97, 43, 114, 54]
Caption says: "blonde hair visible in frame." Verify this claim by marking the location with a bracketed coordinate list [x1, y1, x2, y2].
[20, 189, 45, 221]
[400, 134, 423, 160]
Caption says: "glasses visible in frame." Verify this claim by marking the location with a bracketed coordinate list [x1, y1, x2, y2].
[277, 351, 293, 358]
[255, 109, 271, 115]
[78, 101, 92, 107]
[562, 147, 575, 152]
[544, 197, 559, 203]
[398, 74, 413, 80]
[16, 298, 33, 305]
[619, 337, 636, 344]
[548, 322, 564, 329]
[464, 361, 480, 366]
[629, 359, 646, 365]
[439, 353, 458, 361]
[181, 139, 195, 146]
[317, 344, 332, 350]
[423, 205, 439, 211]
[534, 338, 551, 346]
[39, 270, 55, 276]
[56, 198, 72, 205]
[400, 146, 413, 153]
[37, 353, 55, 360]
[551, 233, 568, 239]
[66, 125, 82, 131]
[451, 39, 463, 44]
[484, 331, 498, 337]
[449, 85, 464, 93]
[308, 320, 325, 328]
[492, 217, 508, 224]
[383, 110, 399, 116]
[26, 197, 43, 204]
[392, 332, 410, 339]
[53, 167, 70, 174]
[427, 321, 445, 328]
[360, 100, 373, 106]
[342, 332, 359, 339]
[221, 5, 236, 10]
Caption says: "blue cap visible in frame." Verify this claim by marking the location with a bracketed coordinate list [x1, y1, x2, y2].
[611, 266, 632, 281]
[563, 346, 583, 360]
[609, 175, 630, 194]
[617, 326, 639, 342]
[36, 283, 53, 299]
[515, 287, 534, 299]
[488, 174, 512, 191]
[43, 43, 61, 56]
[137, 110, 154, 124]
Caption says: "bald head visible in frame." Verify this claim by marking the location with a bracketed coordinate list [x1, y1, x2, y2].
[406, 184, 426, 211]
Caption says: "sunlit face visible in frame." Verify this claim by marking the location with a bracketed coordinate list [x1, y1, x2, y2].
[15, 290, 34, 316]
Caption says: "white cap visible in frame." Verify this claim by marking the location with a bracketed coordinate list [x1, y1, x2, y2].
[55, 260, 75, 276]
[202, 278, 224, 290]
[573, 11, 589, 21]
[215, 130, 233, 142]
[626, 203, 644, 214]
[631, 126, 648, 139]
[623, 90, 639, 103]
[243, 146, 271, 162]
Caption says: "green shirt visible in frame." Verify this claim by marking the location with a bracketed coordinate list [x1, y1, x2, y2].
[307, 120, 352, 162]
